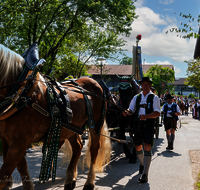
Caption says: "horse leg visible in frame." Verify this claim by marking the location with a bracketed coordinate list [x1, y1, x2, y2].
[83, 131, 99, 190]
[1, 136, 13, 190]
[0, 141, 29, 190]
[64, 135, 83, 190]
[16, 156, 34, 190]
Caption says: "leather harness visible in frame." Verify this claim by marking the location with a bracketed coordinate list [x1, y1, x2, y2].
[0, 42, 105, 136]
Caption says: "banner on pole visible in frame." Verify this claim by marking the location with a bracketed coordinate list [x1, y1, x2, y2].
[137, 46, 143, 80]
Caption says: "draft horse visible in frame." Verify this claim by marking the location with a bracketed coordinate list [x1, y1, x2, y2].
[0, 44, 111, 190]
[117, 75, 139, 163]
[106, 75, 139, 163]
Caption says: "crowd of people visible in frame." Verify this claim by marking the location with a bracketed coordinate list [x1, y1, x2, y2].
[160, 92, 194, 116]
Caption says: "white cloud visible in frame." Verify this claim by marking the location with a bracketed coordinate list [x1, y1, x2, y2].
[174, 66, 181, 74]
[134, 0, 145, 7]
[123, 6, 196, 63]
[165, 15, 177, 24]
[159, 0, 174, 5]
[143, 60, 172, 65]
[137, 7, 168, 26]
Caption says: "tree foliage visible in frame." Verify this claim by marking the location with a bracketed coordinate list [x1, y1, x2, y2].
[185, 59, 200, 95]
[144, 64, 175, 95]
[119, 56, 132, 65]
[0, 0, 137, 77]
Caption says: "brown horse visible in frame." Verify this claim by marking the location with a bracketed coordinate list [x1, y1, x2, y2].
[0, 44, 111, 190]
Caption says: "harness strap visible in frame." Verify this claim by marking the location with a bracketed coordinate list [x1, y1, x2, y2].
[0, 72, 40, 120]
[26, 99, 50, 117]
[39, 85, 62, 183]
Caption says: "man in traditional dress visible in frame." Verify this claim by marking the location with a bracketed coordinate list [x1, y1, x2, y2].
[192, 99, 198, 118]
[123, 77, 160, 183]
[161, 94, 181, 150]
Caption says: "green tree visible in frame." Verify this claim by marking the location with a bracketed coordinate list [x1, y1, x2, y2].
[50, 54, 91, 81]
[185, 59, 200, 98]
[144, 64, 175, 96]
[119, 56, 132, 65]
[0, 0, 137, 76]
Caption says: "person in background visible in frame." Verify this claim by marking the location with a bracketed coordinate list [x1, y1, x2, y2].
[161, 94, 181, 150]
[164, 90, 169, 104]
[151, 87, 160, 135]
[193, 99, 198, 118]
[150, 87, 156, 94]
[184, 100, 189, 116]
[197, 100, 200, 119]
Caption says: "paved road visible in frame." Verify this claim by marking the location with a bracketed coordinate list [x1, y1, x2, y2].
[2, 112, 200, 190]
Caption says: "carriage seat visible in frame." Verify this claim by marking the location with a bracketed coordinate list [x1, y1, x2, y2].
[21, 42, 40, 70]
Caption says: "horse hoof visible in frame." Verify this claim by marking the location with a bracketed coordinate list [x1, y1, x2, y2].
[64, 181, 76, 190]
[3, 186, 10, 190]
[83, 184, 94, 190]
[3, 178, 13, 190]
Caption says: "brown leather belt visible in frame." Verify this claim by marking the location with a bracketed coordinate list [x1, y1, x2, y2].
[139, 104, 147, 108]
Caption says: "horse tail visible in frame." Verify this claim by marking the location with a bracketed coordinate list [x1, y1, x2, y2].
[84, 119, 111, 172]
[60, 139, 72, 166]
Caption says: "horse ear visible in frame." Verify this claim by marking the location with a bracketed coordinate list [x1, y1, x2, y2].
[128, 74, 134, 81]
[115, 74, 122, 80]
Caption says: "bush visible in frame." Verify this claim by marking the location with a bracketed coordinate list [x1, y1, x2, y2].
[188, 93, 195, 98]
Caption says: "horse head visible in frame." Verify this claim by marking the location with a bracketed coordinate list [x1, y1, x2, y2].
[116, 74, 138, 109]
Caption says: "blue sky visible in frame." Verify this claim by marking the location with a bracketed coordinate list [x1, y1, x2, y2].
[107, 0, 200, 78]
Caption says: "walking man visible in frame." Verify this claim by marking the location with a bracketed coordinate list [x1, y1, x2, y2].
[123, 77, 160, 183]
[161, 94, 181, 150]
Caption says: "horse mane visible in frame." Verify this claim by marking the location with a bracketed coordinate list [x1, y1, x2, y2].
[0, 44, 25, 85]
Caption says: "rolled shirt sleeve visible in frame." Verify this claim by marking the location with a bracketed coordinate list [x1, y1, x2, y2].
[128, 94, 137, 113]
[176, 105, 181, 114]
[153, 95, 161, 113]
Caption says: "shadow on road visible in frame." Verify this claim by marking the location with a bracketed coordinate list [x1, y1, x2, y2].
[157, 150, 181, 158]
[10, 133, 164, 190]
[93, 136, 164, 190]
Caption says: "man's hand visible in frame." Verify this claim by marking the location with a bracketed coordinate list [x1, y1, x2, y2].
[140, 114, 146, 120]
[122, 109, 133, 116]
[175, 112, 181, 116]
[122, 110, 128, 117]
